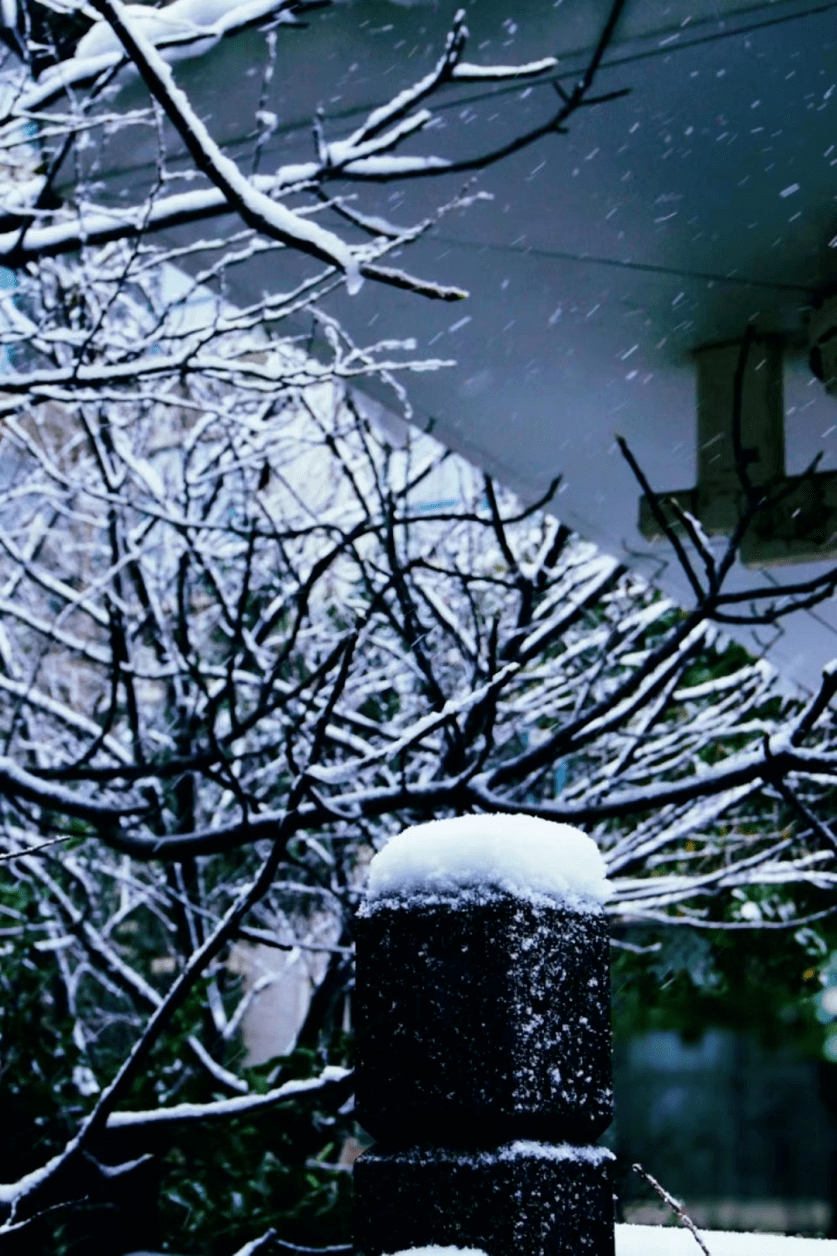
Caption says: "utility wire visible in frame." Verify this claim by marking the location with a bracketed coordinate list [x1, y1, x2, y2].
[76, 0, 837, 187]
[427, 234, 820, 296]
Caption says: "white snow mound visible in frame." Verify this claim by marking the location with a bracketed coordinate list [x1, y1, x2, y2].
[615, 1225, 837, 1253]
[383, 1250, 488, 1256]
[366, 813, 610, 911]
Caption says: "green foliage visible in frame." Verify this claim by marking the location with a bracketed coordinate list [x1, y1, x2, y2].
[0, 881, 95, 1179]
[160, 1101, 354, 1255]
[611, 909, 837, 1057]
[141, 1047, 357, 1255]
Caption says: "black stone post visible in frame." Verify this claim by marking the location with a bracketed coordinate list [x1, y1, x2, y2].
[352, 832, 615, 1256]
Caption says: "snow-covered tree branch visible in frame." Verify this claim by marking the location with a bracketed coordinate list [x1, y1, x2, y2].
[0, 0, 627, 297]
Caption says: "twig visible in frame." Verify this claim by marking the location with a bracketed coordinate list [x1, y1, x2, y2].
[762, 734, 837, 853]
[274, 1243, 353, 1255]
[632, 1163, 713, 1256]
[0, 834, 72, 863]
[615, 433, 704, 602]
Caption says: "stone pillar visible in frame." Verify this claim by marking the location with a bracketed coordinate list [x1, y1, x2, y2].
[352, 815, 615, 1256]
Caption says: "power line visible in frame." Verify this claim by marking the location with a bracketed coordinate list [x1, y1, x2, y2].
[430, 233, 819, 296]
[560, 0, 837, 76]
[83, 0, 837, 185]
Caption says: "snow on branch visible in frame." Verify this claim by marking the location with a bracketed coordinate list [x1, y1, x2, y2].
[0, 0, 621, 294]
[452, 58, 558, 80]
[88, 0, 365, 289]
[106, 1064, 351, 1128]
[307, 660, 521, 785]
[7, 0, 307, 117]
[7, 0, 565, 299]
[0, 755, 144, 820]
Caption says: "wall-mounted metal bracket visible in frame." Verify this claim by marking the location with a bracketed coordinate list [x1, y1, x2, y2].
[638, 338, 837, 568]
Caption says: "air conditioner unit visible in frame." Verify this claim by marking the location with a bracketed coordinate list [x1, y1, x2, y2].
[808, 293, 837, 395]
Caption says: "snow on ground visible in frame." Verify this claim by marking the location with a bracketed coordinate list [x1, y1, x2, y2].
[383, 1231, 837, 1256]
[365, 813, 610, 911]
[615, 1225, 837, 1254]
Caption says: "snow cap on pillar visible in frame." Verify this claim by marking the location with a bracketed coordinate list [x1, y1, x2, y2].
[354, 811, 614, 1148]
[354, 811, 616, 1252]
[364, 812, 610, 913]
